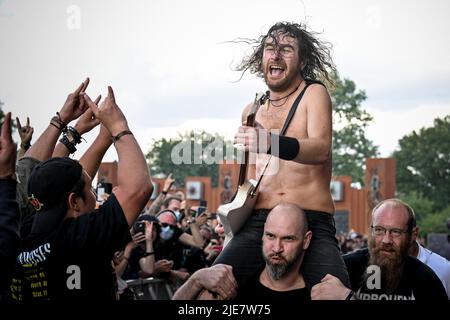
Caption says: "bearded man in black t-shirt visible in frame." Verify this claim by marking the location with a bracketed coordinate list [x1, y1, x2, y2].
[311, 199, 447, 300]
[235, 202, 312, 301]
[174, 203, 312, 300]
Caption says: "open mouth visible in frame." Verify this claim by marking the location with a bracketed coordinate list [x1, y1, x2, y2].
[269, 65, 285, 77]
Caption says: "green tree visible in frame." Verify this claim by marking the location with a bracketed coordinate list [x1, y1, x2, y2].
[330, 73, 379, 185]
[0, 100, 17, 131]
[399, 192, 435, 223]
[146, 131, 235, 187]
[393, 116, 450, 211]
[0, 100, 5, 123]
[418, 209, 449, 237]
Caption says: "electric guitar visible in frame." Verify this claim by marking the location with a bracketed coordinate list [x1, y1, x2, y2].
[217, 92, 268, 246]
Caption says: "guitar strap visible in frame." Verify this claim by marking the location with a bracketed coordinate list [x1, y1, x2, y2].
[253, 82, 313, 194]
[280, 82, 312, 136]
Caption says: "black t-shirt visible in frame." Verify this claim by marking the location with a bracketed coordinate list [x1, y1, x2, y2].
[10, 193, 131, 301]
[154, 227, 184, 269]
[235, 269, 310, 302]
[344, 248, 447, 300]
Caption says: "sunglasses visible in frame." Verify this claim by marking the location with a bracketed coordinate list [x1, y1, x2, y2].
[160, 223, 176, 229]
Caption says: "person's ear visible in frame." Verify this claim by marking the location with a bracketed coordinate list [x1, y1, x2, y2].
[303, 230, 313, 250]
[411, 226, 419, 242]
[68, 192, 80, 211]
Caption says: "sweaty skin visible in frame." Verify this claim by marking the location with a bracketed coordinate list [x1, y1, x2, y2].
[239, 34, 334, 214]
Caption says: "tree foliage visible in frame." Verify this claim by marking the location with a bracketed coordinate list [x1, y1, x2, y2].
[330, 73, 379, 185]
[399, 192, 449, 237]
[0, 100, 17, 132]
[0, 100, 5, 123]
[146, 131, 235, 187]
[394, 116, 450, 211]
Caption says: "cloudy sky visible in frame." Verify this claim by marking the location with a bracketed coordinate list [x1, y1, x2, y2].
[1, 0, 449, 163]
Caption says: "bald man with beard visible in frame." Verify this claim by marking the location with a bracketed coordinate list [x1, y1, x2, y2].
[235, 202, 312, 301]
[311, 199, 447, 300]
[173, 203, 312, 300]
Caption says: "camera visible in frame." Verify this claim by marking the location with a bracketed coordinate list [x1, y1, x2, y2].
[133, 221, 146, 235]
[96, 182, 112, 203]
[195, 200, 207, 217]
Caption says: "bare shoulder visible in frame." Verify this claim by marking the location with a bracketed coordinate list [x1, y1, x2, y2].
[305, 83, 332, 111]
[306, 83, 331, 100]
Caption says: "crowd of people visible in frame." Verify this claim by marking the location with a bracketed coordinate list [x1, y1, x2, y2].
[0, 21, 448, 302]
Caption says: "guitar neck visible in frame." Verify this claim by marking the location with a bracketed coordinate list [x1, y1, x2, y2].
[238, 101, 258, 186]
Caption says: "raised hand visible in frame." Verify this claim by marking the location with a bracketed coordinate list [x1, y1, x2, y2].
[0, 112, 17, 178]
[163, 173, 175, 193]
[144, 221, 154, 242]
[16, 116, 34, 147]
[59, 78, 91, 124]
[131, 232, 146, 245]
[73, 95, 101, 134]
[194, 211, 208, 226]
[83, 86, 128, 136]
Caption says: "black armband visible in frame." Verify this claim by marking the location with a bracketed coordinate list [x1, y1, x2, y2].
[20, 142, 31, 150]
[59, 126, 84, 154]
[142, 251, 154, 257]
[269, 133, 300, 160]
[66, 126, 82, 144]
[59, 135, 77, 154]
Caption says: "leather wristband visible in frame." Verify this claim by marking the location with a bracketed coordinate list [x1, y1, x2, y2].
[59, 135, 77, 153]
[269, 133, 300, 160]
[142, 251, 155, 257]
[50, 112, 67, 132]
[66, 126, 82, 144]
[112, 130, 133, 144]
[20, 142, 31, 150]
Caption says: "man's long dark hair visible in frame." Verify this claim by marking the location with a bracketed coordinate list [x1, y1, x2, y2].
[236, 22, 336, 86]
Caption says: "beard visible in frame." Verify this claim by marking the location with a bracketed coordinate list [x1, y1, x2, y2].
[368, 235, 410, 293]
[263, 248, 303, 281]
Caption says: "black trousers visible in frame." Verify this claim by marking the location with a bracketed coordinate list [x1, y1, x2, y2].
[213, 209, 350, 290]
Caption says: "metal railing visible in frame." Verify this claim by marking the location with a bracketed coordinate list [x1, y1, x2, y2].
[125, 277, 174, 300]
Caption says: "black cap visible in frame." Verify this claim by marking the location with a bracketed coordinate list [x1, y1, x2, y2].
[28, 157, 83, 234]
[137, 214, 159, 224]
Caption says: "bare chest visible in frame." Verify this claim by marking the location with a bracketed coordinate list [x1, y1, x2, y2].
[255, 100, 290, 130]
[255, 100, 307, 136]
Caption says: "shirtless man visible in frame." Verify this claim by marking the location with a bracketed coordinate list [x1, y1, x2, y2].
[214, 22, 350, 290]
